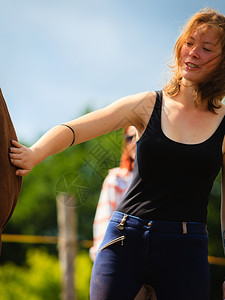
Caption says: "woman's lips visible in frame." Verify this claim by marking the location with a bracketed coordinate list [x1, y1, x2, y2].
[185, 62, 199, 69]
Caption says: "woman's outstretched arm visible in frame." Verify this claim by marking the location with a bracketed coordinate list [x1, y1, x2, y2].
[10, 91, 153, 176]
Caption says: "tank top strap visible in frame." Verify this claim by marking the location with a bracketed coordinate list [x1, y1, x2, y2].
[155, 90, 163, 112]
[145, 90, 163, 133]
[217, 114, 225, 134]
[213, 113, 225, 145]
[139, 90, 163, 140]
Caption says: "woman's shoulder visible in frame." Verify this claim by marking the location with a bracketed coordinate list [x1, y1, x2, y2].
[126, 90, 157, 129]
[127, 90, 158, 137]
[131, 90, 156, 105]
[106, 90, 158, 137]
[120, 90, 156, 105]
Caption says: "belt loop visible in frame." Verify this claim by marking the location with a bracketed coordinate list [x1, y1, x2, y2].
[117, 214, 128, 230]
[182, 222, 187, 234]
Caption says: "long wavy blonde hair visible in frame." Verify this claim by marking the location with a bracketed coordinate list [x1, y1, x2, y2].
[164, 8, 225, 112]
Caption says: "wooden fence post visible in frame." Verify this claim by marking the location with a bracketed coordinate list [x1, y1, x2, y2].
[57, 193, 77, 300]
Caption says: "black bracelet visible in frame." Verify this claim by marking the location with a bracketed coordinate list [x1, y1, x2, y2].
[60, 124, 75, 146]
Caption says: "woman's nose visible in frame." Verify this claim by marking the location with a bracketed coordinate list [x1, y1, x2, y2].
[189, 46, 200, 59]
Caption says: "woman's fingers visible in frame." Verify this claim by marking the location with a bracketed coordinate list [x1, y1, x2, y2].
[9, 153, 22, 160]
[11, 139, 23, 148]
[16, 169, 30, 177]
[9, 145, 25, 165]
[10, 156, 32, 176]
[10, 158, 24, 168]
[9, 147, 21, 154]
[9, 140, 24, 156]
[9, 140, 34, 176]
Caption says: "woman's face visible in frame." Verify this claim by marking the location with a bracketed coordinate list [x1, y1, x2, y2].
[125, 126, 136, 160]
[179, 26, 222, 85]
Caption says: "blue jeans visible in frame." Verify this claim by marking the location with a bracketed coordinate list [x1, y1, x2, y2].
[90, 211, 210, 300]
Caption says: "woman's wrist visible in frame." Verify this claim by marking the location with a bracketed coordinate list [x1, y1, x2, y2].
[29, 145, 46, 167]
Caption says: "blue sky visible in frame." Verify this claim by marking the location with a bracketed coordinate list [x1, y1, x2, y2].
[0, 0, 224, 143]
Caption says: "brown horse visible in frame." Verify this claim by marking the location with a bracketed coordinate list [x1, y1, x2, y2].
[0, 89, 22, 254]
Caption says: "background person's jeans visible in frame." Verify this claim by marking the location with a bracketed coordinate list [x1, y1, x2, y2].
[90, 211, 210, 300]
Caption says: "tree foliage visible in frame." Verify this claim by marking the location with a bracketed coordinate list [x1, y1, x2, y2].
[0, 248, 92, 300]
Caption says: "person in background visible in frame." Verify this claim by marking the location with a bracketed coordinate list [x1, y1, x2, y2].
[89, 126, 136, 261]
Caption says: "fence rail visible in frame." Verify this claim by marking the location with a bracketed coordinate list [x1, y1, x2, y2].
[2, 234, 92, 248]
[2, 233, 225, 266]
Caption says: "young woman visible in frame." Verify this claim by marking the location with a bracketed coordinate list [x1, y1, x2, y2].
[9, 8, 225, 300]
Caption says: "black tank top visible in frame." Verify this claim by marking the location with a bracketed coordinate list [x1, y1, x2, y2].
[117, 90, 225, 223]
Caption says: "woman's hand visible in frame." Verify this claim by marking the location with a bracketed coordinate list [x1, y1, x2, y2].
[9, 140, 36, 176]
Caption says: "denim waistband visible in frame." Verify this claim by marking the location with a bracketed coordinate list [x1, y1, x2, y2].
[111, 211, 207, 235]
